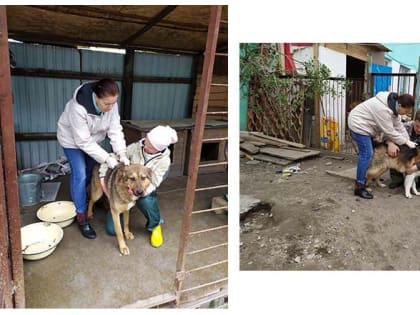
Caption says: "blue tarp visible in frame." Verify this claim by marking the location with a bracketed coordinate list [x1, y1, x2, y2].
[371, 63, 392, 95]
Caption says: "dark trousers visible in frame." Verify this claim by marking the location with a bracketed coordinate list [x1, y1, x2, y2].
[136, 191, 162, 231]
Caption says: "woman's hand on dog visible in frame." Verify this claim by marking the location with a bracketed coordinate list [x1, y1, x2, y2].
[120, 157, 130, 166]
[106, 156, 119, 169]
[118, 152, 130, 166]
[387, 141, 400, 157]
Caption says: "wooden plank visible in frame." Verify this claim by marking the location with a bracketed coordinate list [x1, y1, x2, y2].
[240, 150, 254, 160]
[240, 142, 259, 154]
[259, 147, 320, 161]
[122, 293, 176, 308]
[249, 131, 306, 148]
[179, 288, 228, 308]
[248, 141, 266, 147]
[240, 133, 286, 147]
[323, 43, 370, 62]
[326, 167, 356, 181]
[253, 154, 291, 165]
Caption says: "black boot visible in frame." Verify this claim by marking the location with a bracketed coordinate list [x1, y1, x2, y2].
[354, 181, 373, 199]
[77, 213, 96, 239]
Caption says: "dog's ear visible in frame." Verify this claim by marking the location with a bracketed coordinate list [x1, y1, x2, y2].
[146, 167, 153, 180]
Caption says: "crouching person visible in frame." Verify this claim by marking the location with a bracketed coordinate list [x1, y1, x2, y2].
[102, 125, 178, 247]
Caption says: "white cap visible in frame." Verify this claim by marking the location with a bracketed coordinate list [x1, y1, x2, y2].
[147, 125, 178, 151]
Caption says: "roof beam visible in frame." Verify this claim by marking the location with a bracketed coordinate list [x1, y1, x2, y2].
[120, 5, 177, 47]
[26, 5, 212, 33]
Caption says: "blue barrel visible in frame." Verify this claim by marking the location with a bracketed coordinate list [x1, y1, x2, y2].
[18, 173, 42, 207]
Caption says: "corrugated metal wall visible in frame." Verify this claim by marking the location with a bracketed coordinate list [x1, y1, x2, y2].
[131, 53, 193, 120]
[131, 83, 191, 119]
[81, 49, 124, 75]
[9, 42, 194, 170]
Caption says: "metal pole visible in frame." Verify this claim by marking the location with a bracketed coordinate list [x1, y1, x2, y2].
[415, 56, 420, 110]
[0, 6, 25, 307]
[174, 5, 222, 304]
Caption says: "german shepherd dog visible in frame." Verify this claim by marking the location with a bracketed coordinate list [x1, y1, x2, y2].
[366, 142, 420, 190]
[87, 163, 152, 255]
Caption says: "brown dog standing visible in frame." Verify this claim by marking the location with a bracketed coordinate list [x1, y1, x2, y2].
[366, 143, 420, 188]
[87, 163, 152, 255]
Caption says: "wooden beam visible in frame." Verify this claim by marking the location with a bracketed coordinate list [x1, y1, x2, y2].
[122, 293, 176, 308]
[248, 131, 306, 148]
[313, 43, 320, 148]
[15, 133, 57, 141]
[28, 5, 214, 33]
[323, 43, 370, 62]
[252, 154, 291, 165]
[11, 68, 193, 84]
[121, 5, 178, 47]
[239, 133, 287, 147]
[8, 32, 201, 55]
[121, 48, 135, 120]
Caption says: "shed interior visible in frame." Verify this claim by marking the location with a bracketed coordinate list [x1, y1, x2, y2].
[1, 5, 228, 308]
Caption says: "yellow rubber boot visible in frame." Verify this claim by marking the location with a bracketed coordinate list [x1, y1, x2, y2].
[150, 225, 163, 247]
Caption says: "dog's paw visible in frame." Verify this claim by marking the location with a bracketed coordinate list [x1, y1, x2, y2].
[415, 191, 420, 196]
[405, 194, 413, 199]
[378, 183, 386, 188]
[124, 231, 134, 240]
[119, 245, 130, 256]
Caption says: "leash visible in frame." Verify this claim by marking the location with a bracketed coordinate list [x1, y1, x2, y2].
[100, 178, 110, 199]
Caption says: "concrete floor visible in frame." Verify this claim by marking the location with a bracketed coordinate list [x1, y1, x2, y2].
[20, 172, 228, 308]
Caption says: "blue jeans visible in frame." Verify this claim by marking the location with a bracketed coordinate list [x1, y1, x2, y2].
[350, 131, 373, 185]
[63, 148, 97, 214]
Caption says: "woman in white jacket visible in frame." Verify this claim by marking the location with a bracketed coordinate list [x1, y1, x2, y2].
[348, 91, 415, 199]
[57, 78, 129, 239]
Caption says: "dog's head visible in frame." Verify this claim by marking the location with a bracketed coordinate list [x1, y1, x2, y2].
[121, 164, 153, 197]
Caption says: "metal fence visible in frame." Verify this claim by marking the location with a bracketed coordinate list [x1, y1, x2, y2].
[247, 73, 418, 154]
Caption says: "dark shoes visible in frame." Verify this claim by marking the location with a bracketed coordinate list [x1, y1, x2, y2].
[388, 182, 403, 189]
[77, 213, 97, 239]
[78, 222, 97, 239]
[354, 182, 373, 199]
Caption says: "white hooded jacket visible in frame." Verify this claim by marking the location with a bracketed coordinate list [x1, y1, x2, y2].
[57, 82, 126, 163]
[348, 91, 409, 145]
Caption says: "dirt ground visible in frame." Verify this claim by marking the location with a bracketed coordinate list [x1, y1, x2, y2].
[240, 150, 420, 271]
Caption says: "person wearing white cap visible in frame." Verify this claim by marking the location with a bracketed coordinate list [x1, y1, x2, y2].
[101, 125, 178, 247]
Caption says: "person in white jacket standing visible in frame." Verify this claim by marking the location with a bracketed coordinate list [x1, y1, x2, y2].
[57, 78, 129, 239]
[348, 91, 415, 199]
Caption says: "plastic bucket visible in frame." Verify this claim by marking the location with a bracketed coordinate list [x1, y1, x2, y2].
[18, 173, 42, 207]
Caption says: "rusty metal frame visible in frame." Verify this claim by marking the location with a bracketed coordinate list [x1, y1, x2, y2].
[0, 6, 25, 308]
[173, 5, 227, 306]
